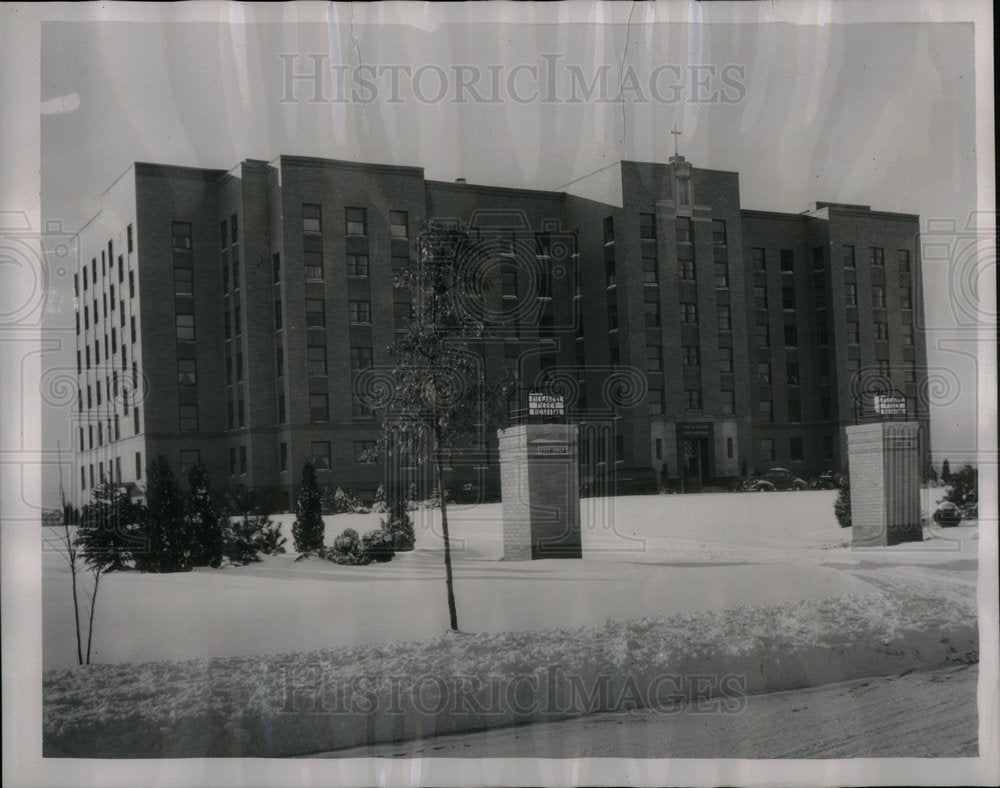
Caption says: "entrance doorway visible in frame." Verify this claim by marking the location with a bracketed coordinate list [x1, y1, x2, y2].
[681, 437, 709, 492]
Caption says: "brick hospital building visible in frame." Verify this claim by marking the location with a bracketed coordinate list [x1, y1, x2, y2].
[73, 152, 929, 507]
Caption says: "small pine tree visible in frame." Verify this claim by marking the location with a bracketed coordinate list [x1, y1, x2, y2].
[186, 462, 223, 568]
[292, 463, 325, 554]
[76, 482, 144, 573]
[834, 478, 851, 528]
[138, 456, 190, 572]
[942, 459, 951, 483]
[943, 464, 978, 516]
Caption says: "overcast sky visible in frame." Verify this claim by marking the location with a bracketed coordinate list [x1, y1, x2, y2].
[36, 9, 986, 503]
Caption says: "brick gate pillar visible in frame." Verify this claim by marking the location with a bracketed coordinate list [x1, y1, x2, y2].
[846, 421, 923, 547]
[498, 424, 582, 560]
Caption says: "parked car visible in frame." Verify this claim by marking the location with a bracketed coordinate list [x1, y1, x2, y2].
[745, 467, 808, 492]
[810, 470, 844, 490]
[932, 501, 962, 527]
[580, 466, 659, 497]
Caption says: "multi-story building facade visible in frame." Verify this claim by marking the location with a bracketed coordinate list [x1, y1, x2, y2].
[73, 153, 928, 509]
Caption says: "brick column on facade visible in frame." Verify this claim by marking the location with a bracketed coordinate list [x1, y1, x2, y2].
[498, 424, 582, 560]
[846, 421, 922, 547]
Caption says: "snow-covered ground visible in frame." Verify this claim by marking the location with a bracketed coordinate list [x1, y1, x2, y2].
[42, 490, 980, 757]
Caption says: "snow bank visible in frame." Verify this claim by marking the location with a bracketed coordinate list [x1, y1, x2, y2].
[43, 588, 976, 758]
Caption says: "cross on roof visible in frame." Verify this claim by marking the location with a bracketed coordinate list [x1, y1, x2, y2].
[670, 123, 682, 157]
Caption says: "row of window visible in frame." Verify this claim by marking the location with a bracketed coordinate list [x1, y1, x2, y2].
[303, 204, 408, 239]
[603, 215, 728, 245]
[759, 436, 834, 463]
[75, 228, 133, 297]
[80, 451, 142, 490]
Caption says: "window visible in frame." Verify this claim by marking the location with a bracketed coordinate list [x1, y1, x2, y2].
[788, 400, 802, 423]
[639, 212, 656, 240]
[757, 361, 771, 384]
[754, 285, 768, 308]
[614, 434, 625, 462]
[712, 219, 727, 246]
[228, 447, 237, 475]
[224, 310, 231, 340]
[874, 322, 889, 340]
[389, 210, 408, 239]
[305, 299, 325, 327]
[175, 313, 194, 341]
[842, 245, 855, 268]
[180, 450, 200, 476]
[675, 217, 693, 244]
[847, 321, 859, 344]
[790, 437, 804, 462]
[642, 254, 658, 284]
[128, 270, 135, 298]
[127, 224, 133, 253]
[812, 247, 824, 272]
[607, 302, 618, 331]
[904, 363, 917, 384]
[683, 346, 700, 367]
[304, 251, 324, 280]
[352, 394, 373, 418]
[355, 441, 378, 463]
[274, 300, 283, 330]
[845, 283, 857, 306]
[279, 442, 288, 472]
[278, 394, 286, 423]
[720, 390, 735, 415]
[783, 324, 798, 347]
[173, 266, 193, 296]
[231, 258, 240, 289]
[603, 216, 614, 244]
[901, 324, 914, 346]
[172, 222, 192, 250]
[220, 220, 228, 248]
[351, 346, 373, 370]
[239, 445, 247, 474]
[237, 397, 245, 426]
[779, 250, 794, 273]
[759, 400, 773, 422]
[236, 351, 243, 381]
[272, 253, 281, 283]
[782, 287, 796, 310]
[646, 344, 662, 371]
[676, 177, 690, 206]
[177, 358, 196, 385]
[231, 213, 238, 240]
[717, 305, 731, 331]
[656, 438, 663, 460]
[135, 451, 142, 479]
[179, 404, 198, 432]
[719, 346, 733, 373]
[751, 247, 765, 271]
[648, 389, 665, 416]
[222, 265, 229, 294]
[346, 254, 369, 277]
[233, 305, 241, 335]
[897, 249, 911, 273]
[756, 323, 769, 347]
[678, 258, 696, 281]
[349, 300, 371, 323]
[134, 405, 140, 434]
[605, 258, 616, 287]
[309, 393, 328, 422]
[876, 359, 891, 378]
[714, 261, 729, 288]
[644, 301, 661, 328]
[346, 207, 367, 236]
[684, 389, 702, 411]
[303, 203, 322, 233]
[681, 303, 697, 324]
[307, 345, 327, 375]
[870, 247, 884, 267]
[872, 285, 885, 308]
[901, 287, 912, 310]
